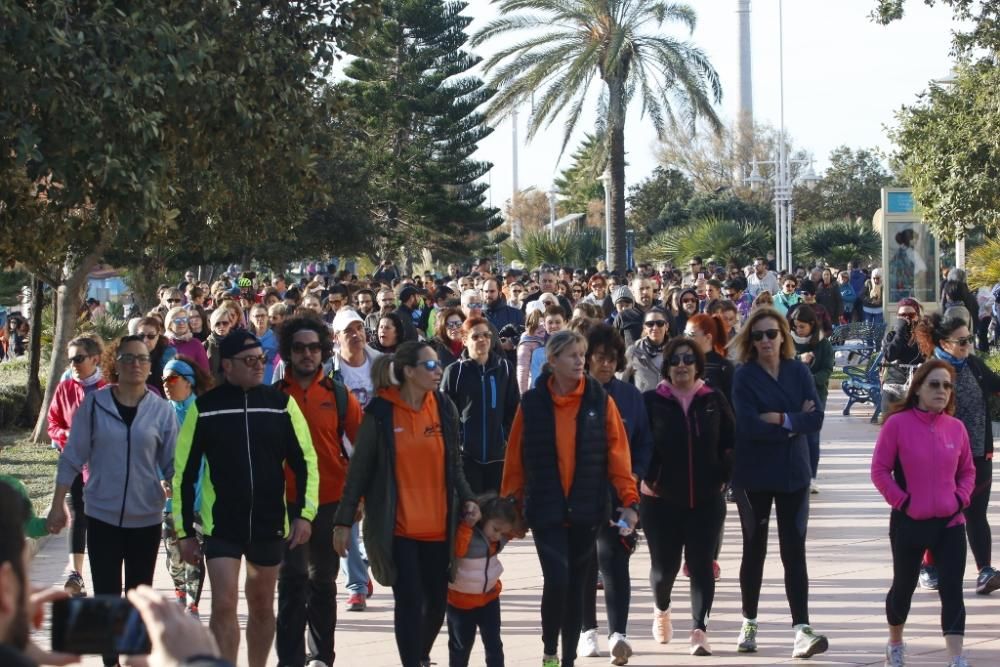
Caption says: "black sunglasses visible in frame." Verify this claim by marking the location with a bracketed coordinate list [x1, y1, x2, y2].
[669, 353, 696, 366]
[416, 359, 442, 371]
[945, 336, 975, 346]
[68, 354, 92, 365]
[925, 380, 954, 391]
[291, 342, 323, 354]
[750, 329, 780, 342]
[644, 320, 667, 328]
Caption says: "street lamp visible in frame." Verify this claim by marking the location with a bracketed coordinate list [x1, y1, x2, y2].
[598, 168, 612, 268]
[547, 188, 558, 238]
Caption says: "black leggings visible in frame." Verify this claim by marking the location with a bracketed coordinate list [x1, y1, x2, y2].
[68, 473, 87, 555]
[462, 457, 505, 496]
[640, 494, 725, 631]
[735, 486, 811, 625]
[86, 517, 161, 667]
[886, 512, 966, 635]
[965, 457, 993, 570]
[582, 524, 634, 635]
[390, 537, 450, 667]
[532, 523, 598, 667]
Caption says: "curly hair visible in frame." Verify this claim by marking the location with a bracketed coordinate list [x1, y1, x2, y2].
[278, 315, 334, 363]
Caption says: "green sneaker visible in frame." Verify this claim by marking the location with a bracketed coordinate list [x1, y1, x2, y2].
[542, 655, 560, 667]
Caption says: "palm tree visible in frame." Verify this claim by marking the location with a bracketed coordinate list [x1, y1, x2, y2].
[472, 0, 722, 270]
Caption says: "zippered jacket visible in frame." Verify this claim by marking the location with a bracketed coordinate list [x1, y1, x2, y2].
[440, 351, 519, 464]
[47, 375, 108, 449]
[448, 522, 506, 609]
[56, 387, 177, 528]
[172, 382, 318, 543]
[643, 383, 734, 508]
[872, 408, 975, 527]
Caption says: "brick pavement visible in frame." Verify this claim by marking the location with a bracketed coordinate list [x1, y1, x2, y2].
[28, 394, 1000, 666]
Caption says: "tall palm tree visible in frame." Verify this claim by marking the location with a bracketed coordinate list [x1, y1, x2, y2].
[471, 0, 723, 270]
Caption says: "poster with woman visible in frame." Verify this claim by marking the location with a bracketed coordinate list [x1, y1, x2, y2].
[887, 222, 935, 303]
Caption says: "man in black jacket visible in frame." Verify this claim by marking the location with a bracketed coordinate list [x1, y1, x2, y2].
[394, 284, 422, 342]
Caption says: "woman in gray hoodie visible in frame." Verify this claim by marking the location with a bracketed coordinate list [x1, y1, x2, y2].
[46, 334, 178, 667]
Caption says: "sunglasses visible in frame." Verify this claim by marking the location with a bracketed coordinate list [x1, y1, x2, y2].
[140, 333, 158, 340]
[167, 298, 182, 304]
[945, 336, 975, 346]
[163, 374, 191, 385]
[117, 353, 151, 365]
[415, 359, 442, 371]
[669, 353, 696, 366]
[466, 303, 483, 310]
[291, 342, 323, 354]
[644, 320, 667, 328]
[171, 317, 189, 325]
[469, 332, 492, 341]
[232, 354, 268, 367]
[925, 380, 954, 391]
[445, 321, 463, 329]
[68, 354, 92, 364]
[750, 329, 780, 342]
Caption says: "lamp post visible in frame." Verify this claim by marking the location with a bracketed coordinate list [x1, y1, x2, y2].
[547, 188, 558, 238]
[598, 168, 612, 268]
[932, 67, 963, 269]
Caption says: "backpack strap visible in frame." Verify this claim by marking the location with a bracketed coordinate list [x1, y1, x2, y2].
[320, 374, 351, 459]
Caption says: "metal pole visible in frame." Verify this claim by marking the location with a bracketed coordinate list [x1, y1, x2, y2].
[778, 0, 789, 272]
[512, 108, 520, 242]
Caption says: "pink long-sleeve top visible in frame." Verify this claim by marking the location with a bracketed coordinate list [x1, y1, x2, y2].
[871, 408, 976, 528]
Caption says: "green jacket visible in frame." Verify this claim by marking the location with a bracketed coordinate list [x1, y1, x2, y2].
[0, 474, 47, 538]
[793, 337, 834, 403]
[334, 390, 475, 587]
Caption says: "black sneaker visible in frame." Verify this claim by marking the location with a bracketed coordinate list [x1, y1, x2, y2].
[918, 565, 938, 591]
[64, 571, 86, 598]
[976, 566, 1000, 595]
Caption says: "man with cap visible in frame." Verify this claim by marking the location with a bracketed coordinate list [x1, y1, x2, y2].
[274, 316, 363, 667]
[611, 286, 644, 346]
[330, 308, 382, 612]
[173, 330, 319, 667]
[394, 284, 423, 342]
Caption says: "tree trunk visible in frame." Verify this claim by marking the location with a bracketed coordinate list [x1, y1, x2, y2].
[30, 248, 104, 443]
[18, 275, 45, 427]
[606, 76, 628, 271]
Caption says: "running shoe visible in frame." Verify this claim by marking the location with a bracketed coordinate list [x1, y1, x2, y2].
[919, 565, 939, 590]
[596, 570, 605, 590]
[792, 625, 829, 658]
[63, 571, 86, 598]
[367, 578, 374, 599]
[174, 589, 187, 606]
[713, 561, 721, 581]
[810, 479, 820, 494]
[306, 661, 329, 667]
[682, 562, 690, 577]
[187, 603, 199, 619]
[947, 656, 970, 667]
[689, 629, 712, 656]
[884, 642, 905, 667]
[608, 633, 632, 665]
[652, 608, 672, 644]
[347, 593, 366, 611]
[736, 620, 758, 653]
[975, 565, 1000, 595]
[578, 628, 599, 658]
[542, 655, 560, 667]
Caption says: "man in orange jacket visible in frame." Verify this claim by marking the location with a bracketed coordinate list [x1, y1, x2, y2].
[274, 316, 362, 667]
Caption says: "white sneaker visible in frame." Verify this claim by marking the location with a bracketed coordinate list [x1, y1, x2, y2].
[608, 633, 632, 666]
[884, 642, 905, 667]
[690, 629, 712, 656]
[947, 656, 971, 667]
[736, 619, 758, 653]
[652, 608, 672, 644]
[810, 479, 819, 494]
[578, 628, 600, 658]
[792, 625, 829, 658]
[306, 661, 330, 667]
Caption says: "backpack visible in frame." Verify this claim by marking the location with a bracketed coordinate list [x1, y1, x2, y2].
[326, 370, 350, 459]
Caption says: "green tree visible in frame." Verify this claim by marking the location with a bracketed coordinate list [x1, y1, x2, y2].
[340, 0, 501, 263]
[502, 227, 605, 269]
[472, 0, 722, 271]
[873, 0, 1000, 53]
[637, 217, 773, 268]
[793, 146, 894, 223]
[888, 61, 1000, 241]
[626, 167, 694, 235]
[793, 219, 882, 268]
[553, 132, 608, 218]
[0, 0, 377, 441]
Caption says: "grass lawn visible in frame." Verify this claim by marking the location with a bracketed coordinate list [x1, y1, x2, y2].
[1, 426, 58, 517]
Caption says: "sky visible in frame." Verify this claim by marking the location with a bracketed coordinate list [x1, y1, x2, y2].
[463, 0, 961, 211]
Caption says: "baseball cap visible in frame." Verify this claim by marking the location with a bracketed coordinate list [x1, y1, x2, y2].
[219, 330, 262, 359]
[332, 308, 364, 333]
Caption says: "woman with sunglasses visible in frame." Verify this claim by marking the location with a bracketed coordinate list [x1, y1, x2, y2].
[729, 308, 828, 658]
[914, 313, 1000, 596]
[164, 306, 211, 375]
[333, 341, 479, 667]
[640, 336, 734, 657]
[502, 329, 639, 667]
[204, 307, 233, 385]
[247, 303, 278, 383]
[581, 275, 613, 318]
[871, 360, 975, 667]
[430, 307, 467, 369]
[47, 336, 108, 598]
[46, 335, 178, 667]
[862, 268, 885, 327]
[684, 314, 734, 404]
[137, 315, 176, 394]
[882, 299, 925, 412]
[786, 305, 834, 494]
[621, 307, 670, 394]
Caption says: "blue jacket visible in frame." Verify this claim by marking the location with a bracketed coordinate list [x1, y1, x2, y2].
[259, 328, 278, 384]
[440, 352, 520, 464]
[603, 378, 652, 479]
[485, 303, 524, 331]
[730, 359, 823, 493]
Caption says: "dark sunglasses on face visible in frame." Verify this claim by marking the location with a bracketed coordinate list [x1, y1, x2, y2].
[925, 379, 954, 391]
[669, 353, 696, 366]
[644, 320, 667, 328]
[291, 342, 323, 354]
[167, 298, 181, 304]
[445, 320, 463, 329]
[234, 354, 268, 367]
[946, 336, 975, 346]
[140, 333, 158, 340]
[68, 354, 92, 364]
[416, 359, 442, 372]
[750, 329, 780, 342]
[470, 332, 492, 341]
[466, 303, 483, 310]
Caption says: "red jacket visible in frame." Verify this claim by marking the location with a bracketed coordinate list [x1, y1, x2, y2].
[47, 376, 108, 449]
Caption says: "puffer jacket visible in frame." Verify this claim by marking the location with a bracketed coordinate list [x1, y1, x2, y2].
[448, 523, 506, 609]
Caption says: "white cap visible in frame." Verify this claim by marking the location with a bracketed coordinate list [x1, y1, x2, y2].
[332, 308, 364, 333]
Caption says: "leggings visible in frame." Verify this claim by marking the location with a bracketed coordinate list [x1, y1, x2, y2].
[640, 494, 725, 631]
[86, 517, 161, 667]
[806, 398, 826, 479]
[68, 473, 87, 556]
[532, 523, 598, 667]
[886, 511, 966, 635]
[462, 457, 505, 496]
[735, 486, 811, 625]
[391, 537, 450, 667]
[965, 457, 993, 570]
[582, 524, 634, 635]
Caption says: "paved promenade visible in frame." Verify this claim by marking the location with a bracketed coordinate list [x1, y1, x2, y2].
[29, 394, 1000, 666]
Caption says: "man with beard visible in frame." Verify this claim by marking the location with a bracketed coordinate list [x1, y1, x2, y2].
[483, 278, 524, 331]
[521, 267, 573, 314]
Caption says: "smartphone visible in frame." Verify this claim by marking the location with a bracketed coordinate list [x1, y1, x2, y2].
[51, 596, 151, 655]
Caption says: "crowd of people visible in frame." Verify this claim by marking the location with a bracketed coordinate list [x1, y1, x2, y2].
[1, 253, 997, 667]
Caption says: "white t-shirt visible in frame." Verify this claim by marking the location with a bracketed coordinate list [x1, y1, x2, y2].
[338, 355, 374, 409]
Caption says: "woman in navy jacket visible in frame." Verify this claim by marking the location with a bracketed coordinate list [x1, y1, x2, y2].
[729, 307, 827, 659]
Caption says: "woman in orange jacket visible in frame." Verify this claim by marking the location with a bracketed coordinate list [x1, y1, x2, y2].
[502, 329, 640, 667]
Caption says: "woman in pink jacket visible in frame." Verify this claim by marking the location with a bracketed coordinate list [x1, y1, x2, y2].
[163, 306, 210, 373]
[871, 359, 976, 667]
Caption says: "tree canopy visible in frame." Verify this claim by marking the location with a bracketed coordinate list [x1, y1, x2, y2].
[793, 146, 894, 223]
[872, 0, 1000, 53]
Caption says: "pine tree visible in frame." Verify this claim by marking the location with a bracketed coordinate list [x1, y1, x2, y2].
[341, 0, 501, 261]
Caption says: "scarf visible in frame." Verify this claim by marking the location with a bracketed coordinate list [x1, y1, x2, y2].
[791, 332, 810, 346]
[448, 338, 464, 357]
[933, 346, 967, 370]
[79, 367, 103, 388]
[640, 337, 665, 357]
[168, 332, 193, 343]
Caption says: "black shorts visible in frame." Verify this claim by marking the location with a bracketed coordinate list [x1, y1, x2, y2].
[203, 535, 284, 567]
